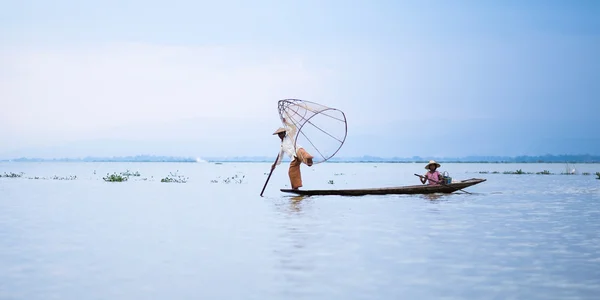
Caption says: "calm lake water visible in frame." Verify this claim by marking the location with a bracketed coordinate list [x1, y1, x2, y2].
[1, 162, 599, 300]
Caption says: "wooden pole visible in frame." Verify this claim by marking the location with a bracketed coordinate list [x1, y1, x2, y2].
[260, 154, 280, 197]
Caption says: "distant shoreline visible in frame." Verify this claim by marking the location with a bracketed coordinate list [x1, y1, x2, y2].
[3, 161, 600, 164]
[1, 154, 599, 163]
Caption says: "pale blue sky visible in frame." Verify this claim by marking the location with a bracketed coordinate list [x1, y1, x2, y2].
[1, 0, 599, 159]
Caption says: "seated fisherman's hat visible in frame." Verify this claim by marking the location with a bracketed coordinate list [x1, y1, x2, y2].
[273, 128, 286, 135]
[425, 160, 441, 169]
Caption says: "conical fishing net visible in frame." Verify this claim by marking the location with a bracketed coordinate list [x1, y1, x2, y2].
[277, 99, 347, 164]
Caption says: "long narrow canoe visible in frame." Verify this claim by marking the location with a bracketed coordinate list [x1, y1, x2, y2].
[280, 178, 486, 196]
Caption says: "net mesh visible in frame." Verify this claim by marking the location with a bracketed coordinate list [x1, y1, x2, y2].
[277, 99, 347, 164]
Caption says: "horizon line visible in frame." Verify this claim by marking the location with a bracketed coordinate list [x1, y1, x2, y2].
[2, 153, 600, 163]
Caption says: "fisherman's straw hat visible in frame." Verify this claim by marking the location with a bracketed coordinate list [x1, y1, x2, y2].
[425, 160, 441, 169]
[273, 127, 286, 135]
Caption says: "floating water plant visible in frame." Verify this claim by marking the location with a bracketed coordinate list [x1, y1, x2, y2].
[161, 171, 188, 183]
[503, 169, 529, 175]
[50, 175, 76, 180]
[121, 169, 141, 177]
[2, 172, 24, 178]
[220, 174, 244, 184]
[102, 170, 143, 182]
[472, 170, 595, 176]
[25, 175, 78, 180]
[210, 174, 244, 184]
[103, 173, 128, 182]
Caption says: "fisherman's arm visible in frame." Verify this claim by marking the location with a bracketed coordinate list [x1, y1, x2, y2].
[282, 116, 297, 138]
[273, 148, 284, 168]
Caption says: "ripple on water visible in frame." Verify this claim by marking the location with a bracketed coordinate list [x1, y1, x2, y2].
[1, 162, 600, 300]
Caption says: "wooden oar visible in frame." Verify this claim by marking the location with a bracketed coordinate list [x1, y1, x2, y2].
[414, 174, 472, 194]
[260, 153, 280, 197]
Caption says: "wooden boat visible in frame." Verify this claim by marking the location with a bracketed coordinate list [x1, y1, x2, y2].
[280, 178, 486, 196]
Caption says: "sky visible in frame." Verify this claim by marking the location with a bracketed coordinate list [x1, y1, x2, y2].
[1, 0, 599, 159]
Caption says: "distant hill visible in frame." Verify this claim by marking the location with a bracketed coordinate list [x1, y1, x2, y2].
[1, 154, 599, 163]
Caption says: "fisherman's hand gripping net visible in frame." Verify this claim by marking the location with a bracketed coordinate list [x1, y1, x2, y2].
[278, 99, 347, 164]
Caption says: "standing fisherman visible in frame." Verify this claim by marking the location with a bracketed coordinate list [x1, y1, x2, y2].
[271, 117, 314, 189]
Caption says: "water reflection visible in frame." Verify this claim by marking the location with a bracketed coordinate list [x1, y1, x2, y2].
[422, 193, 459, 202]
[288, 196, 308, 213]
[421, 191, 476, 202]
[423, 193, 444, 201]
[272, 196, 311, 214]
[271, 196, 317, 297]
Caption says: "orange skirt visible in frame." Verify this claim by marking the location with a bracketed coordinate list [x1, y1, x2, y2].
[288, 148, 313, 189]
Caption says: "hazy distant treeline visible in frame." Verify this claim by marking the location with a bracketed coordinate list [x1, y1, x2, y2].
[207, 154, 600, 163]
[2, 154, 599, 163]
[3, 155, 197, 162]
